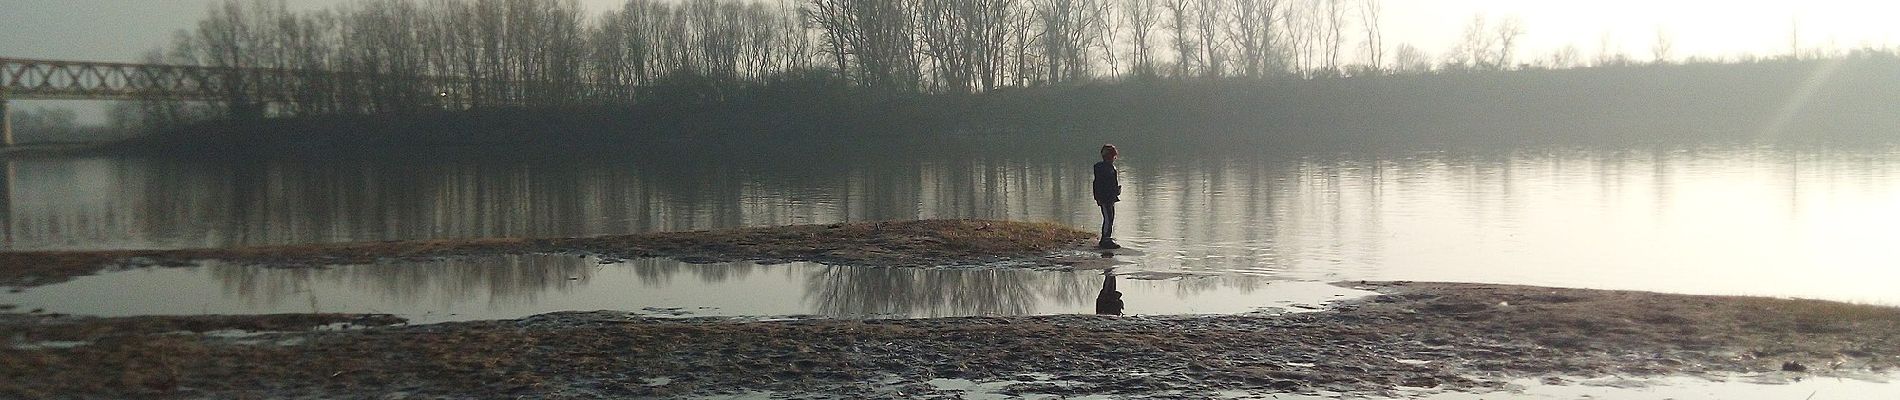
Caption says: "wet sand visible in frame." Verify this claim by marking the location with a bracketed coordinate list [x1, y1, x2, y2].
[6, 281, 1897, 399]
[6, 220, 1896, 397]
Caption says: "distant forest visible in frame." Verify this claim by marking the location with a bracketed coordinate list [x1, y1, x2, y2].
[113, 0, 1900, 152]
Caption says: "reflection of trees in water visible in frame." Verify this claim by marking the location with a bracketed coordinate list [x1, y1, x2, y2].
[210, 254, 597, 309]
[1165, 274, 1267, 297]
[10, 152, 1098, 252]
[209, 255, 1105, 318]
[1, 158, 226, 250]
[6, 156, 790, 250]
[622, 258, 769, 287]
[209, 261, 322, 311]
[1126, 155, 1307, 277]
[804, 266, 1094, 318]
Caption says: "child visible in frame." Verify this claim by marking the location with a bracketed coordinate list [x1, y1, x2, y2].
[1093, 144, 1121, 249]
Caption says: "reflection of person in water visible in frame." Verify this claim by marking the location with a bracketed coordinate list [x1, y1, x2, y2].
[1095, 269, 1124, 315]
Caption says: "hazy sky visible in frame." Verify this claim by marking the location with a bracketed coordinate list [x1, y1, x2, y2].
[2, 0, 1895, 122]
[4, 0, 1895, 62]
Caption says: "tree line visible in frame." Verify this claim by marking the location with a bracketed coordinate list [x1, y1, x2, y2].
[136, 0, 1491, 124]
[160, 0, 1833, 133]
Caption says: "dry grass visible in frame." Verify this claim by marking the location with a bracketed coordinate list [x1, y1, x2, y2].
[0, 219, 1095, 288]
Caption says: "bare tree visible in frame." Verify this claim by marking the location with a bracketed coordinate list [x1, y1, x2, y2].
[1446, 14, 1488, 70]
[347, 0, 432, 113]
[1035, 0, 1074, 83]
[969, 0, 1020, 90]
[1192, 0, 1225, 77]
[1357, 0, 1382, 72]
[281, 8, 341, 114]
[136, 47, 204, 127]
[1443, 14, 1522, 71]
[1280, 1, 1314, 75]
[1123, 0, 1159, 77]
[1652, 26, 1673, 64]
[807, 0, 921, 91]
[1228, 0, 1282, 78]
[589, 1, 650, 102]
[1005, 0, 1037, 86]
[808, 0, 852, 79]
[1490, 16, 1524, 69]
[1547, 43, 1580, 69]
[194, 0, 255, 116]
[1036, 0, 1104, 83]
[1162, 0, 1195, 77]
[742, 3, 783, 80]
[916, 0, 970, 91]
[1593, 31, 1623, 66]
[1389, 42, 1429, 73]
[778, 2, 817, 73]
[1091, 0, 1124, 77]
[1319, 0, 1346, 74]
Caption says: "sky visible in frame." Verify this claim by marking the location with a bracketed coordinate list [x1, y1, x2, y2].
[1393, 0, 1899, 61]
[2, 0, 1896, 123]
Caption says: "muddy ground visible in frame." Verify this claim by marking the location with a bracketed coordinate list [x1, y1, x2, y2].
[5, 281, 1897, 399]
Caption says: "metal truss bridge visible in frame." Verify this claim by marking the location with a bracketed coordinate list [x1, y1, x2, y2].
[0, 57, 253, 101]
[1, 57, 313, 146]
[1, 57, 506, 146]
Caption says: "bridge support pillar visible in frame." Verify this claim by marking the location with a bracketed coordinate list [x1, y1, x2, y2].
[1, 98, 11, 147]
[1, 160, 11, 247]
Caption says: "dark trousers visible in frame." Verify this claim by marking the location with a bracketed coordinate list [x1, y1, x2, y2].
[1098, 203, 1115, 241]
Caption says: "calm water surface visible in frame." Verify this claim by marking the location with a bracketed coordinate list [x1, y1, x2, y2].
[3, 144, 1899, 319]
[2, 255, 1367, 323]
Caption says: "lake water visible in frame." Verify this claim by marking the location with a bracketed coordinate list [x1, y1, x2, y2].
[3, 143, 1900, 319]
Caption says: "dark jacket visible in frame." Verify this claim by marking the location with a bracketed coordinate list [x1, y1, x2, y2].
[1092, 160, 1120, 204]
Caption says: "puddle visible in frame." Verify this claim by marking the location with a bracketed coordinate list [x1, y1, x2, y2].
[9, 340, 89, 350]
[897, 373, 1900, 399]
[625, 373, 1900, 400]
[925, 374, 1092, 400]
[1199, 374, 1900, 400]
[0, 254, 1372, 324]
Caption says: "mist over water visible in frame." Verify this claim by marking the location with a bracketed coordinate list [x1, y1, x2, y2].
[5, 142, 1900, 306]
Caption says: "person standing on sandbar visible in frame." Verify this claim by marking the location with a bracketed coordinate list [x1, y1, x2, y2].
[1093, 144, 1122, 249]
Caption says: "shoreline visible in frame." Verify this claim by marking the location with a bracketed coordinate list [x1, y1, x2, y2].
[5, 281, 1897, 398]
[7, 219, 1899, 397]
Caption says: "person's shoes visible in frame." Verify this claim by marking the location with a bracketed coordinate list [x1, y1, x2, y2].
[1098, 239, 1122, 249]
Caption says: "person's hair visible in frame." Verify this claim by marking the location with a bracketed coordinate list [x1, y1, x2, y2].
[1100, 144, 1118, 160]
